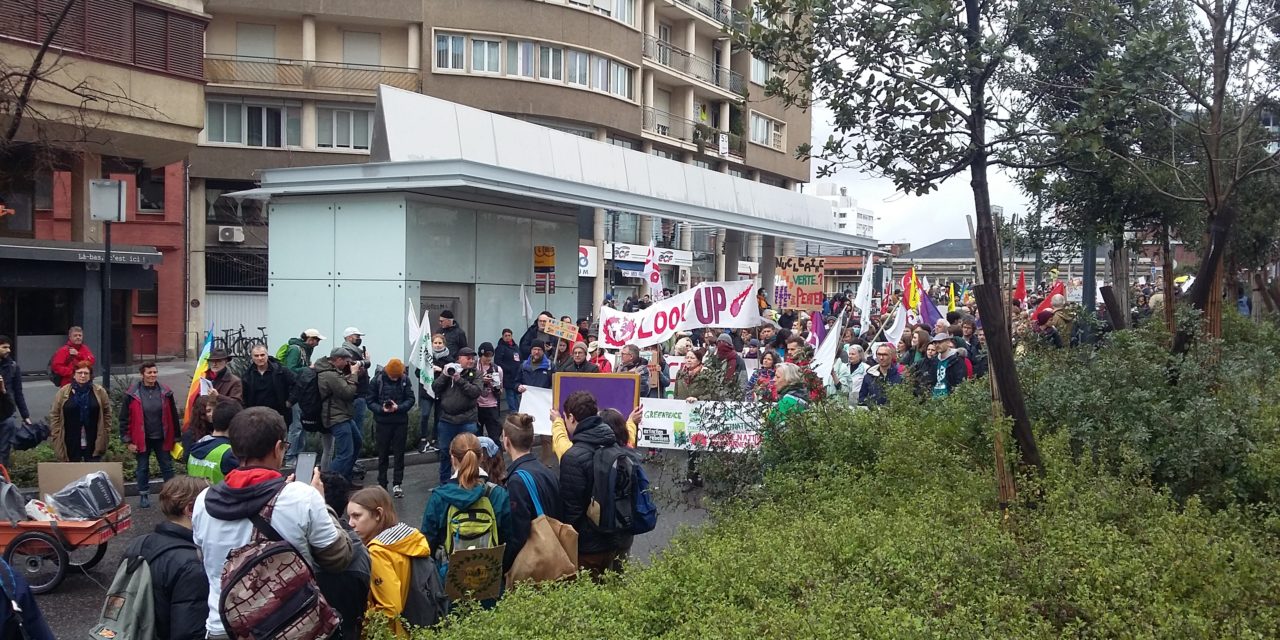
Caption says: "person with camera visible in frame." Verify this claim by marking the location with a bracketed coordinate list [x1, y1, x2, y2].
[431, 347, 482, 485]
[367, 358, 415, 498]
[316, 347, 362, 480]
[474, 343, 503, 447]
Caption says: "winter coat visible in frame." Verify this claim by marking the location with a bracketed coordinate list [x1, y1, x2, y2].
[0, 559, 55, 640]
[615, 361, 653, 397]
[439, 323, 469, 355]
[316, 526, 370, 640]
[49, 383, 111, 460]
[50, 341, 95, 387]
[502, 454, 562, 569]
[495, 338, 522, 390]
[315, 356, 358, 427]
[206, 367, 243, 403]
[118, 381, 180, 452]
[367, 523, 432, 637]
[242, 361, 295, 421]
[859, 364, 905, 406]
[281, 337, 315, 375]
[0, 356, 29, 420]
[518, 322, 553, 361]
[559, 415, 633, 555]
[674, 366, 718, 401]
[590, 355, 613, 373]
[768, 384, 811, 423]
[517, 357, 554, 390]
[367, 371, 416, 426]
[123, 521, 208, 640]
[433, 367, 482, 424]
[421, 475, 513, 555]
[924, 352, 967, 397]
[557, 359, 600, 374]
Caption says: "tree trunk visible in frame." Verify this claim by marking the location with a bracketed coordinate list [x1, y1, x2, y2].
[1161, 224, 1176, 331]
[1172, 205, 1236, 355]
[1108, 238, 1131, 325]
[1249, 270, 1272, 315]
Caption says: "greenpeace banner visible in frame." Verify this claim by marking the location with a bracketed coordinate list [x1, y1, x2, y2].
[599, 280, 760, 349]
[635, 398, 762, 451]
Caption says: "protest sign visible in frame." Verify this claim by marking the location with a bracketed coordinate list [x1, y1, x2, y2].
[634, 398, 762, 451]
[553, 373, 641, 417]
[598, 280, 760, 349]
[520, 387, 554, 435]
[774, 256, 825, 311]
[444, 545, 506, 601]
[543, 318, 580, 342]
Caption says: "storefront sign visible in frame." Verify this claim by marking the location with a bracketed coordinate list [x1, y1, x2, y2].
[598, 280, 761, 349]
[608, 242, 693, 267]
[774, 256, 825, 310]
[533, 245, 556, 272]
[578, 245, 599, 277]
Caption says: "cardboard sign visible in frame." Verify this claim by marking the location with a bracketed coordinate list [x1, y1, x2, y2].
[444, 545, 506, 601]
[775, 256, 825, 311]
[552, 373, 641, 419]
[543, 318, 579, 342]
[520, 387, 554, 435]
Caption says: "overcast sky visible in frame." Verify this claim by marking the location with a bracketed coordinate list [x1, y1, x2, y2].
[808, 107, 1032, 251]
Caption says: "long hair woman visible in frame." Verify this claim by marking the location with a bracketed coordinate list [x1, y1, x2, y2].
[347, 486, 430, 636]
[420, 433, 513, 576]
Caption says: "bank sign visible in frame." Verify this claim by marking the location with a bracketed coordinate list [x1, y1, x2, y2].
[598, 280, 761, 349]
[607, 242, 693, 267]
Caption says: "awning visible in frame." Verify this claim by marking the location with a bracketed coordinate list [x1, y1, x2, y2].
[228, 86, 877, 251]
[0, 237, 163, 266]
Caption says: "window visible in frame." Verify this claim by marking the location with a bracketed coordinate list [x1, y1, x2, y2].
[592, 55, 610, 91]
[318, 107, 374, 150]
[691, 159, 712, 169]
[205, 101, 299, 148]
[651, 148, 676, 160]
[137, 167, 165, 212]
[751, 56, 772, 85]
[593, 0, 613, 16]
[205, 101, 243, 144]
[539, 45, 564, 81]
[34, 172, 52, 210]
[235, 23, 275, 59]
[343, 31, 381, 67]
[609, 61, 632, 99]
[136, 286, 158, 316]
[436, 33, 465, 70]
[568, 50, 590, 86]
[608, 136, 638, 149]
[749, 112, 784, 150]
[472, 39, 501, 73]
[615, 0, 636, 25]
[507, 40, 535, 77]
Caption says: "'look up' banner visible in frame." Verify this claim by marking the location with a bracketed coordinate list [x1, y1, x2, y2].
[598, 280, 761, 350]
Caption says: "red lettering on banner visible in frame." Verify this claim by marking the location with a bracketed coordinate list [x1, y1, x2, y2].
[793, 288, 825, 309]
[654, 309, 668, 334]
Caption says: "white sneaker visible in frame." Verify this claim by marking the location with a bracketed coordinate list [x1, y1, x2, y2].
[392, 484, 404, 498]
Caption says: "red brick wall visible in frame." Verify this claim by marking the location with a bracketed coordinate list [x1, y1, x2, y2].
[33, 162, 187, 359]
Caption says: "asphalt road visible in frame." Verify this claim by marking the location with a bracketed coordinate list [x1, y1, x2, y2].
[29, 448, 708, 638]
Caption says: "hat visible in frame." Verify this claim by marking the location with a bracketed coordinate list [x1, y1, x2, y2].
[716, 334, 733, 345]
[303, 328, 325, 340]
[572, 341, 587, 353]
[439, 309, 455, 320]
[1036, 309, 1055, 326]
[476, 436, 500, 458]
[329, 347, 353, 359]
[343, 326, 363, 338]
[384, 358, 405, 377]
[456, 347, 476, 357]
[588, 341, 602, 353]
[478, 342, 495, 355]
[208, 348, 230, 361]
[749, 338, 761, 348]
[930, 333, 952, 344]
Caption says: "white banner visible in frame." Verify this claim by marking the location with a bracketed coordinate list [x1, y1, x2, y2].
[599, 280, 761, 350]
[635, 398, 762, 451]
[519, 387, 554, 436]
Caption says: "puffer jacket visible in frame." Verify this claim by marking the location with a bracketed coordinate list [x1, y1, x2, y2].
[367, 523, 432, 637]
[123, 522, 208, 640]
[315, 356, 358, 427]
[367, 371, 416, 426]
[495, 338, 522, 390]
[559, 416, 633, 555]
[432, 367, 481, 424]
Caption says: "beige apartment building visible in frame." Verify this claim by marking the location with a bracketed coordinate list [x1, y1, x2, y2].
[191, 0, 826, 332]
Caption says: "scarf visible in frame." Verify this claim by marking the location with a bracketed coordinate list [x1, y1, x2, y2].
[432, 345, 451, 360]
[69, 380, 94, 426]
[715, 342, 738, 381]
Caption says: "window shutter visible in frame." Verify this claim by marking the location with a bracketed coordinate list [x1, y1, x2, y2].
[165, 13, 204, 79]
[48, 0, 86, 52]
[132, 4, 166, 70]
[86, 0, 132, 63]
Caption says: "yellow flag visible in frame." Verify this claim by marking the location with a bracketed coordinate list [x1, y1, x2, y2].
[908, 268, 920, 310]
[948, 283, 956, 312]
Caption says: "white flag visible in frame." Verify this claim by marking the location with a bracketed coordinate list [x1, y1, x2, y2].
[643, 244, 663, 299]
[416, 311, 435, 399]
[883, 306, 908, 346]
[854, 255, 875, 335]
[812, 308, 847, 383]
[520, 283, 534, 327]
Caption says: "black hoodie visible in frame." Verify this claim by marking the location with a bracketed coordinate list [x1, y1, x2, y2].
[559, 416, 634, 555]
[203, 473, 287, 522]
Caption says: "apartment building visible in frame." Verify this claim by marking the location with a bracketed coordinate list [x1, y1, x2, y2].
[0, 0, 206, 364]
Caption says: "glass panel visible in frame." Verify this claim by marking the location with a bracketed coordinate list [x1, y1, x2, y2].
[354, 111, 370, 149]
[265, 107, 282, 147]
[539, 46, 551, 79]
[506, 40, 518, 75]
[247, 106, 263, 146]
[317, 108, 333, 147]
[551, 48, 563, 80]
[593, 56, 608, 90]
[206, 102, 224, 142]
[436, 35, 449, 67]
[452, 36, 465, 70]
[519, 42, 535, 77]
[286, 106, 301, 146]
[337, 111, 352, 147]
[226, 104, 242, 143]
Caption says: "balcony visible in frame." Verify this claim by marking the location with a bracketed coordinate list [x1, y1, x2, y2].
[642, 106, 744, 157]
[204, 54, 420, 95]
[642, 36, 745, 96]
[672, 0, 732, 24]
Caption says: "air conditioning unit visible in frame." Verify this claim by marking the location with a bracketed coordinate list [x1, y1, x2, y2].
[218, 226, 245, 243]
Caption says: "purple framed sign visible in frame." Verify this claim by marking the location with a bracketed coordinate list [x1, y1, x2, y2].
[552, 373, 641, 417]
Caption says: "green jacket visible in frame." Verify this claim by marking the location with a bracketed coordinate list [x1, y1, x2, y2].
[282, 337, 314, 375]
[768, 384, 811, 423]
[674, 366, 719, 401]
[314, 356, 358, 427]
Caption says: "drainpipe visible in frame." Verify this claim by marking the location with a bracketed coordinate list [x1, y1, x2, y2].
[182, 159, 190, 360]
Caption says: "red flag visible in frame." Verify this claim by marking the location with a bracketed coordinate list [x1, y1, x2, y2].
[1035, 281, 1066, 316]
[1014, 271, 1027, 303]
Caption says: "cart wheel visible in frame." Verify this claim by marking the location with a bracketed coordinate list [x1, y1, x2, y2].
[4, 532, 67, 595]
[68, 542, 108, 571]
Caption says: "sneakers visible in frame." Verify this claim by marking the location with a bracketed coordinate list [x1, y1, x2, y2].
[418, 440, 438, 455]
[353, 461, 367, 474]
[392, 484, 404, 499]
[139, 494, 151, 508]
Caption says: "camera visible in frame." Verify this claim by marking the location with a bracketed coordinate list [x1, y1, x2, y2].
[383, 400, 394, 410]
[443, 363, 463, 377]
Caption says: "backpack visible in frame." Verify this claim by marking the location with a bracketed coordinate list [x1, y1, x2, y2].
[293, 368, 326, 433]
[219, 491, 340, 640]
[89, 539, 193, 640]
[12, 421, 49, 452]
[275, 343, 292, 362]
[401, 555, 448, 629]
[0, 480, 26, 527]
[444, 483, 499, 554]
[589, 446, 658, 536]
[46, 354, 60, 386]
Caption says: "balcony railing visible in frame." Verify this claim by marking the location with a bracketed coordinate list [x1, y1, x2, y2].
[642, 36, 744, 95]
[204, 54, 420, 94]
[642, 107, 745, 156]
[673, 0, 732, 24]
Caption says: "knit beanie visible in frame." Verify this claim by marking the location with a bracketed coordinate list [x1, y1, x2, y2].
[385, 358, 405, 377]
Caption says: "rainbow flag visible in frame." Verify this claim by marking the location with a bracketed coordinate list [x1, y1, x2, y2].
[184, 327, 215, 429]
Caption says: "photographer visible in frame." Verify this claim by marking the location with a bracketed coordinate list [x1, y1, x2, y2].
[474, 343, 503, 447]
[368, 358, 415, 498]
[431, 347, 482, 485]
[316, 347, 362, 480]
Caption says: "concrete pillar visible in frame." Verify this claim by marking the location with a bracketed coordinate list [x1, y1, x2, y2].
[684, 20, 696, 53]
[593, 208, 606, 315]
[638, 215, 654, 246]
[302, 15, 316, 61]
[69, 151, 101, 243]
[748, 233, 762, 261]
[187, 178, 207, 357]
[761, 235, 777, 298]
[722, 230, 743, 280]
[679, 223, 692, 252]
[643, 70, 654, 108]
[718, 100, 730, 131]
[781, 239, 796, 257]
[714, 232, 726, 281]
[407, 23, 421, 69]
[301, 101, 317, 149]
[644, 0, 655, 35]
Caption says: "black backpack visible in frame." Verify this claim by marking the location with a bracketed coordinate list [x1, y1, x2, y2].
[293, 368, 326, 433]
[402, 555, 448, 628]
[589, 445, 657, 536]
[46, 354, 60, 386]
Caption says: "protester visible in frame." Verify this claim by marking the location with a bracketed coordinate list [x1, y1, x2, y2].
[784, 335, 808, 364]
[926, 333, 966, 397]
[552, 339, 571, 369]
[830, 345, 869, 404]
[341, 328, 372, 460]
[192, 407, 353, 639]
[749, 351, 779, 401]
[0, 336, 30, 468]
[368, 358, 415, 498]
[316, 347, 361, 479]
[501, 413, 561, 568]
[644, 344, 670, 398]
[49, 362, 110, 462]
[204, 349, 243, 403]
[558, 342, 599, 373]
[347, 486, 431, 636]
[557, 391, 631, 578]
[960, 319, 987, 377]
[478, 435, 506, 482]
[317, 472, 371, 640]
[120, 362, 180, 507]
[615, 344, 651, 391]
[242, 344, 295, 423]
[675, 348, 718, 402]
[712, 335, 747, 390]
[756, 287, 770, 312]
[434, 347, 482, 485]
[421, 432, 512, 573]
[122, 476, 210, 640]
[859, 344, 905, 406]
[0, 558, 56, 639]
[49, 326, 96, 387]
[188, 397, 242, 484]
[588, 342, 613, 373]
[518, 312, 554, 360]
[438, 310, 469, 354]
[281, 328, 324, 466]
[495, 329, 522, 412]
[770, 363, 811, 422]
[516, 341, 554, 396]
[417, 333, 453, 455]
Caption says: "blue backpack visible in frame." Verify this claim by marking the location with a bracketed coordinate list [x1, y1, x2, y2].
[590, 446, 658, 536]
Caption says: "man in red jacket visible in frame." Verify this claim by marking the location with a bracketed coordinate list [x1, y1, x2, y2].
[50, 326, 95, 386]
[119, 362, 179, 508]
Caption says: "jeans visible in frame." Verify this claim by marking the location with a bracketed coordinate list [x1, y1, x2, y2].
[352, 398, 367, 458]
[374, 421, 407, 486]
[504, 389, 520, 413]
[478, 406, 502, 448]
[0, 417, 15, 470]
[418, 395, 437, 445]
[136, 438, 175, 495]
[437, 420, 477, 484]
[285, 404, 305, 466]
[324, 419, 357, 480]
